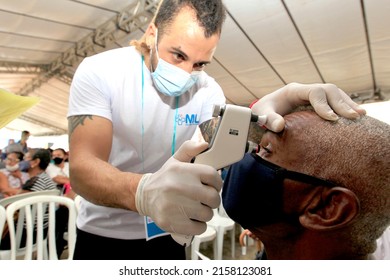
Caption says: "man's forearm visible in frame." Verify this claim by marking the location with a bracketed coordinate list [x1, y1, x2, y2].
[69, 157, 142, 212]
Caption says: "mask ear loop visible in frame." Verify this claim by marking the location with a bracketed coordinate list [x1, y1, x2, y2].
[150, 28, 159, 73]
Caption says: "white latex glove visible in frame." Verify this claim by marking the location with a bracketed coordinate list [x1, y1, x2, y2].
[135, 140, 223, 237]
[251, 82, 366, 132]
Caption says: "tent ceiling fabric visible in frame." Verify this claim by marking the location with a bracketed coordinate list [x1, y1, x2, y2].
[0, 0, 389, 135]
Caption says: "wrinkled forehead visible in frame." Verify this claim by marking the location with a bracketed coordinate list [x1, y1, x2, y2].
[284, 110, 322, 131]
[261, 111, 325, 166]
[263, 110, 320, 140]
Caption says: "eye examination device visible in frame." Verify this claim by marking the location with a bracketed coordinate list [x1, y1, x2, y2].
[194, 104, 264, 169]
[172, 104, 266, 246]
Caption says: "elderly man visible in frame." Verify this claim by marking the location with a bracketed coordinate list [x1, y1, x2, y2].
[222, 109, 390, 260]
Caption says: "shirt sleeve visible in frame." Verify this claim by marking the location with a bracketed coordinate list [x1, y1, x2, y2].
[67, 56, 112, 121]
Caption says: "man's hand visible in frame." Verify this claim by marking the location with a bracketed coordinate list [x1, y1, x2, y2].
[135, 140, 223, 236]
[251, 82, 366, 132]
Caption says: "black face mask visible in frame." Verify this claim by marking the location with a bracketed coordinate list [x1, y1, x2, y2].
[53, 157, 64, 165]
[222, 153, 336, 229]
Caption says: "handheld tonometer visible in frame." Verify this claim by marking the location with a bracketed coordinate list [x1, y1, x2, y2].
[172, 104, 267, 247]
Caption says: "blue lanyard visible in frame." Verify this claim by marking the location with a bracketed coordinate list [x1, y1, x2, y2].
[172, 96, 179, 155]
[141, 56, 145, 171]
[141, 55, 178, 171]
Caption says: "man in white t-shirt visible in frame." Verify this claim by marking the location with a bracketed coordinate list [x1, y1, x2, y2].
[67, 0, 366, 260]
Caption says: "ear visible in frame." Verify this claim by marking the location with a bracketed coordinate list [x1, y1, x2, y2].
[145, 23, 157, 47]
[32, 158, 40, 168]
[299, 187, 360, 231]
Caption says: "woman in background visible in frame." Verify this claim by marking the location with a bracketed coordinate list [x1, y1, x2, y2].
[0, 148, 57, 250]
[0, 151, 29, 198]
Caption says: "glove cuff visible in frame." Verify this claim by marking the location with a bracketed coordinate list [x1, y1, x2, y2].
[135, 173, 152, 216]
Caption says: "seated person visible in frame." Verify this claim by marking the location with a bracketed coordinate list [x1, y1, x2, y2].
[0, 151, 29, 198]
[222, 109, 390, 260]
[43, 148, 76, 258]
[20, 149, 57, 194]
[0, 148, 58, 250]
[45, 148, 70, 190]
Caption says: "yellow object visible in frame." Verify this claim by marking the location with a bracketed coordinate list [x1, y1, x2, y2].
[0, 88, 40, 129]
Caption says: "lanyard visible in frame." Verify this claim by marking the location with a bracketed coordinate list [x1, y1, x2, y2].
[141, 55, 178, 171]
[172, 96, 179, 155]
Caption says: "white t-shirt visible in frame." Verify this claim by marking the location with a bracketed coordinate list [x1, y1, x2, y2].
[68, 46, 225, 239]
[373, 227, 390, 260]
[46, 162, 69, 179]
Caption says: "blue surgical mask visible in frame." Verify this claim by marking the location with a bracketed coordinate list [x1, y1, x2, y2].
[18, 160, 31, 172]
[222, 153, 336, 229]
[150, 29, 200, 97]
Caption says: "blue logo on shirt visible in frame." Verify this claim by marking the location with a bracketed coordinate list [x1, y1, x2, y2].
[176, 114, 200, 126]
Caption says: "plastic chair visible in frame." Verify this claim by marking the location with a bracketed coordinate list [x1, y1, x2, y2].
[0, 205, 6, 248]
[0, 189, 61, 208]
[63, 195, 81, 243]
[207, 208, 235, 260]
[0, 190, 61, 260]
[194, 250, 210, 260]
[5, 195, 76, 260]
[191, 225, 217, 260]
[73, 195, 82, 214]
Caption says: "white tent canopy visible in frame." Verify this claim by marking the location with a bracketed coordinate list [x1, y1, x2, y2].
[360, 100, 390, 124]
[0, 0, 389, 136]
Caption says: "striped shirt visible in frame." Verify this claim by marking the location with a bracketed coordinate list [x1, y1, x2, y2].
[22, 172, 57, 192]
[21, 172, 58, 229]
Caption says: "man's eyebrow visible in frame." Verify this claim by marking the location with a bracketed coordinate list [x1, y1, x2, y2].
[171, 47, 211, 65]
[171, 47, 188, 59]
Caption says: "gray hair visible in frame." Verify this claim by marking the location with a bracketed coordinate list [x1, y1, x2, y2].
[290, 111, 390, 255]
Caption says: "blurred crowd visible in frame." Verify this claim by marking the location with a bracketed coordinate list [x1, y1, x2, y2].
[0, 130, 73, 199]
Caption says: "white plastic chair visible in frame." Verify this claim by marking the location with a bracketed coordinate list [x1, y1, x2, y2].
[0, 205, 6, 248]
[191, 225, 217, 260]
[194, 250, 210, 260]
[0, 189, 61, 208]
[73, 195, 82, 214]
[0, 190, 61, 260]
[5, 195, 77, 260]
[207, 208, 235, 260]
[63, 195, 81, 243]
